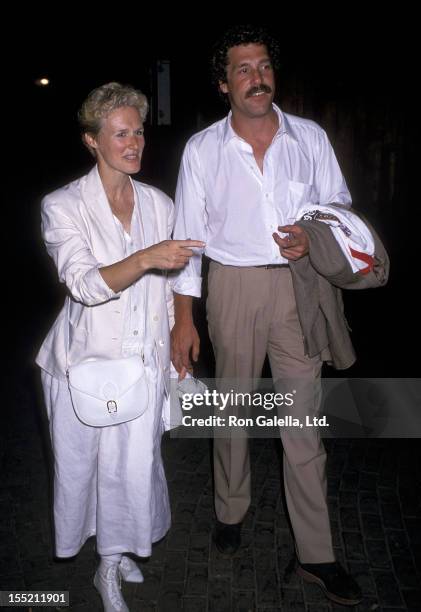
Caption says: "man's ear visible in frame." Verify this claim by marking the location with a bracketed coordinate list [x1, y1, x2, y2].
[219, 81, 228, 95]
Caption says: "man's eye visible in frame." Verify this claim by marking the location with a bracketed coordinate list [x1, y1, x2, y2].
[116, 132, 127, 137]
[239, 67, 249, 74]
[136, 129, 144, 136]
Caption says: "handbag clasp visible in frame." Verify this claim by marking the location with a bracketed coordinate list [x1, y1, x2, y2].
[107, 400, 118, 413]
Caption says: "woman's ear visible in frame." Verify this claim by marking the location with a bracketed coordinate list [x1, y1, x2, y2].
[84, 132, 97, 150]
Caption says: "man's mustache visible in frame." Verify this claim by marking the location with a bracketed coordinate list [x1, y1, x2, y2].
[246, 84, 272, 98]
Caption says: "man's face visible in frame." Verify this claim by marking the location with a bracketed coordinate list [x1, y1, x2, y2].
[219, 43, 275, 119]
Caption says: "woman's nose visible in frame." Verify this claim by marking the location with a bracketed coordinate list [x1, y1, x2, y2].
[128, 135, 141, 149]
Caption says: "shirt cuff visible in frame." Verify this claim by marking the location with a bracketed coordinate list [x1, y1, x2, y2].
[171, 276, 202, 298]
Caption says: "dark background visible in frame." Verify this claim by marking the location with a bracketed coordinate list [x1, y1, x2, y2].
[6, 18, 418, 385]
[1, 16, 420, 609]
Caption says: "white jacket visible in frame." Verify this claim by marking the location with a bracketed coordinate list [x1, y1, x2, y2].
[36, 166, 175, 391]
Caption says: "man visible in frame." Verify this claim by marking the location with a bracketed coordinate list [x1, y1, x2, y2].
[171, 25, 363, 606]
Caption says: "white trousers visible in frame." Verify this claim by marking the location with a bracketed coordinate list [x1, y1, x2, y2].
[41, 356, 170, 558]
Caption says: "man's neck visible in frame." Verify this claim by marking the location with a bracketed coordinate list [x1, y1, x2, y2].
[230, 107, 279, 146]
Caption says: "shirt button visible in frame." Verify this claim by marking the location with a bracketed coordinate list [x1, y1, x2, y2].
[133, 330, 139, 336]
[158, 339, 165, 347]
[153, 315, 159, 321]
[133, 305, 137, 311]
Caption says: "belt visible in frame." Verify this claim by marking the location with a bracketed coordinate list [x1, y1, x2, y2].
[209, 259, 289, 269]
[254, 263, 289, 269]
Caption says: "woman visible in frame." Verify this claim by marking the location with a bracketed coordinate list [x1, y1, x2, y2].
[36, 82, 203, 612]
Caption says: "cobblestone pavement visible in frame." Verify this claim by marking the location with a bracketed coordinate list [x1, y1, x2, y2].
[1, 368, 420, 611]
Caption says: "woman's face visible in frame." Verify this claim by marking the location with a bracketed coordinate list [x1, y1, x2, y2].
[86, 106, 145, 176]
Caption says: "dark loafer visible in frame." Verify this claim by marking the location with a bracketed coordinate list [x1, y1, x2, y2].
[214, 521, 242, 556]
[297, 562, 362, 606]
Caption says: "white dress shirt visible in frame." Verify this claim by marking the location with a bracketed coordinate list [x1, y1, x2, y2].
[172, 104, 351, 297]
[112, 199, 147, 355]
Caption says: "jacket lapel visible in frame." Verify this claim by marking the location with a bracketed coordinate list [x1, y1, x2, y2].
[133, 181, 158, 249]
[80, 165, 125, 262]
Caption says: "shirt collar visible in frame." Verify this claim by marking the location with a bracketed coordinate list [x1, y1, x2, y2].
[222, 103, 297, 145]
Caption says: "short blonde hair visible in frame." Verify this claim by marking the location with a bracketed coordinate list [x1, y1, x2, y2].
[78, 81, 148, 136]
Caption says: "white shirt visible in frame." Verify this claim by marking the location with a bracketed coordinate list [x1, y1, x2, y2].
[172, 104, 351, 297]
[112, 194, 147, 356]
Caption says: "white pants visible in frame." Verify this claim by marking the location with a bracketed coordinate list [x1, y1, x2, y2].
[41, 355, 170, 558]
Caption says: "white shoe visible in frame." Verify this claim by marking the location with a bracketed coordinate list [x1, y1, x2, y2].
[119, 556, 144, 583]
[93, 563, 129, 612]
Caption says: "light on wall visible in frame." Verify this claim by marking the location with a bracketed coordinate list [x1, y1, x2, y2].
[35, 77, 50, 87]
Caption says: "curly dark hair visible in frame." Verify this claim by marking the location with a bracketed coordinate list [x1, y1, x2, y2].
[210, 25, 280, 88]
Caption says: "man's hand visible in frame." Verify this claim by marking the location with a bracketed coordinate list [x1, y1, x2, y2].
[171, 319, 200, 380]
[272, 225, 309, 260]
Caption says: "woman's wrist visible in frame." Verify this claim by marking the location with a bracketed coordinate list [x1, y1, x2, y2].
[135, 249, 149, 273]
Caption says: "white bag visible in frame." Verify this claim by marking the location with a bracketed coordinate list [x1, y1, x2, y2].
[67, 354, 149, 427]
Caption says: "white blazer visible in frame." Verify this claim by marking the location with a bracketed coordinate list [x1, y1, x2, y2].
[36, 166, 175, 392]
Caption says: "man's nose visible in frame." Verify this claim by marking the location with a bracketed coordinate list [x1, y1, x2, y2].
[250, 67, 264, 84]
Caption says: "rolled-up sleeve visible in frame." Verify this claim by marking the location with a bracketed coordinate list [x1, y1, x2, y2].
[171, 140, 207, 298]
[41, 196, 120, 306]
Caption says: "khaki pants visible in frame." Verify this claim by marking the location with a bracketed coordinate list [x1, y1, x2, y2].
[207, 261, 334, 563]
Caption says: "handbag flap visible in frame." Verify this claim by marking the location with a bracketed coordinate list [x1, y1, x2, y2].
[68, 355, 146, 401]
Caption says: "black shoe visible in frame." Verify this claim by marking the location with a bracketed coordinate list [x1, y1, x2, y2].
[297, 562, 362, 606]
[214, 521, 242, 556]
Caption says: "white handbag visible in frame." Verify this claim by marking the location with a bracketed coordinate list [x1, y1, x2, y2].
[67, 354, 149, 427]
[65, 299, 149, 427]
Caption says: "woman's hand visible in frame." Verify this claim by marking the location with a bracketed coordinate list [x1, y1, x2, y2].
[99, 239, 205, 293]
[139, 240, 205, 271]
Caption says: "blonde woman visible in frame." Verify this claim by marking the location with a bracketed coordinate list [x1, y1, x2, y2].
[36, 82, 203, 611]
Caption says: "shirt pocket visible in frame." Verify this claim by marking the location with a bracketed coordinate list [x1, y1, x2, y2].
[286, 180, 314, 222]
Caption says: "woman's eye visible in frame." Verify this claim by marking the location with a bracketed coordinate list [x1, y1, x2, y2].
[116, 132, 127, 137]
[136, 129, 144, 136]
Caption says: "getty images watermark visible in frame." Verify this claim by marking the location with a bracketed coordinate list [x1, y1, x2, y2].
[168, 377, 421, 438]
[180, 388, 328, 429]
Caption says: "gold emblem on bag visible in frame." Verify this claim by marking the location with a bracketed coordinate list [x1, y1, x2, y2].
[107, 400, 118, 413]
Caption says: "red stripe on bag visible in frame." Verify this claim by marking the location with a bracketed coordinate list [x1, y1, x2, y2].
[350, 247, 374, 275]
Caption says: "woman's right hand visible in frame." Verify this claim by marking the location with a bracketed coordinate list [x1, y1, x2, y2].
[140, 240, 205, 271]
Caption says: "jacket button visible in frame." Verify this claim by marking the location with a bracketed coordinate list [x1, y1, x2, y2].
[153, 315, 159, 321]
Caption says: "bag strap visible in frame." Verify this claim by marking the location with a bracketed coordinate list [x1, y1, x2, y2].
[65, 296, 70, 375]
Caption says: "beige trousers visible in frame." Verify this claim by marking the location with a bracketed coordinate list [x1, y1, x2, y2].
[206, 261, 334, 563]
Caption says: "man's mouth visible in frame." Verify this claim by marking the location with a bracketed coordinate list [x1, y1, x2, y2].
[246, 85, 272, 98]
